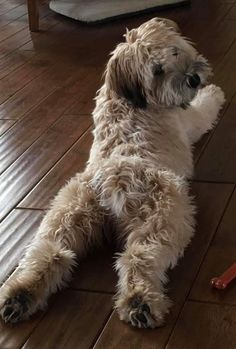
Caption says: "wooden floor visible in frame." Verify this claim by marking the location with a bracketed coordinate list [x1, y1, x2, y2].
[0, 0, 236, 348]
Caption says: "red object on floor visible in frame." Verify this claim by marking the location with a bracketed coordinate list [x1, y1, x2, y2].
[211, 263, 236, 289]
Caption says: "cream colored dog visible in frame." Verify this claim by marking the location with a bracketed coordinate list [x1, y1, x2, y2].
[0, 18, 225, 328]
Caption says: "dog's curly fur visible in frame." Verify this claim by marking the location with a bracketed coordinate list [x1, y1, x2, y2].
[0, 18, 225, 328]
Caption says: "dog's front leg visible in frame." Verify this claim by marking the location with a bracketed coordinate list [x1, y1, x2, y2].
[180, 84, 225, 144]
[0, 171, 104, 324]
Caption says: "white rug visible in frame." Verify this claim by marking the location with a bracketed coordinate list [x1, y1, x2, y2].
[49, 0, 188, 23]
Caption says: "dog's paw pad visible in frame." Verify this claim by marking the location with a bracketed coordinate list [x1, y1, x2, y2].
[128, 297, 156, 329]
[1, 291, 31, 324]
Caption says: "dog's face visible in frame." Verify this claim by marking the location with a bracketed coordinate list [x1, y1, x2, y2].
[105, 18, 212, 109]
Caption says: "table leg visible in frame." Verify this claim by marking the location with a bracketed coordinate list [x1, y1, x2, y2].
[27, 0, 39, 32]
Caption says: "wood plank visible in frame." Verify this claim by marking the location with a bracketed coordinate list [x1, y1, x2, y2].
[193, 102, 229, 163]
[0, 14, 29, 43]
[0, 208, 48, 349]
[0, 114, 91, 222]
[0, 119, 15, 136]
[0, 311, 43, 349]
[0, 4, 27, 29]
[190, 187, 236, 304]
[0, 54, 51, 104]
[0, 10, 59, 78]
[0, 51, 35, 80]
[0, 13, 59, 60]
[0, 73, 96, 174]
[65, 70, 102, 116]
[214, 40, 236, 101]
[0, 0, 25, 16]
[195, 97, 236, 182]
[18, 130, 93, 209]
[184, 19, 236, 66]
[226, 3, 236, 19]
[166, 302, 236, 349]
[0, 63, 80, 120]
[22, 290, 112, 349]
[94, 183, 233, 349]
[71, 246, 117, 294]
[0, 209, 43, 284]
[0, 28, 31, 58]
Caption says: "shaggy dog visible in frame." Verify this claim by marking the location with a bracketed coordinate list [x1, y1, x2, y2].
[0, 18, 224, 328]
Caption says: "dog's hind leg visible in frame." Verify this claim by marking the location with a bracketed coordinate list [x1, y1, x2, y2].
[0, 171, 104, 323]
[114, 171, 195, 328]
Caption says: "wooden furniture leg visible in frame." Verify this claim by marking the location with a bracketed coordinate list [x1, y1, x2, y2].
[27, 0, 39, 32]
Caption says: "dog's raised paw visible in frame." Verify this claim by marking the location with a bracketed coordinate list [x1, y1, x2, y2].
[128, 296, 157, 329]
[202, 84, 225, 106]
[1, 291, 31, 324]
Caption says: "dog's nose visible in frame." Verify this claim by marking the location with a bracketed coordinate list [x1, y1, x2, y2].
[187, 74, 201, 88]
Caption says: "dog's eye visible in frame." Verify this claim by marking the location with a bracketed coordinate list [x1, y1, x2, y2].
[153, 64, 164, 76]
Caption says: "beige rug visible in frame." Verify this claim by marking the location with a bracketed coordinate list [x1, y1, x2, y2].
[49, 0, 189, 23]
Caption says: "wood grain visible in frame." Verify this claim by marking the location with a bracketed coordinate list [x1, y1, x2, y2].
[0, 63, 80, 120]
[0, 311, 43, 349]
[0, 114, 91, 221]
[0, 51, 35, 80]
[19, 129, 93, 209]
[0, 6, 56, 59]
[0, 209, 43, 284]
[71, 246, 117, 294]
[0, 54, 51, 104]
[0, 119, 15, 136]
[166, 301, 236, 349]
[22, 290, 112, 349]
[214, 40, 236, 101]
[0, 78, 93, 174]
[0, 3, 27, 29]
[0, 0, 25, 16]
[195, 97, 236, 182]
[190, 187, 236, 304]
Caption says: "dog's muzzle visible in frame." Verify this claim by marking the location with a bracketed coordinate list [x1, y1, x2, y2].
[186, 74, 201, 89]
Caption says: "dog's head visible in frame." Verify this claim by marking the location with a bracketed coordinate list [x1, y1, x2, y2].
[105, 18, 211, 109]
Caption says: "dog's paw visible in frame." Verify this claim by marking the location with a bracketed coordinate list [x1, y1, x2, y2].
[128, 296, 158, 328]
[116, 294, 170, 329]
[200, 84, 225, 107]
[0, 291, 31, 324]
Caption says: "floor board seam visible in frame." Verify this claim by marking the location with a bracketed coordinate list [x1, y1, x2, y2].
[163, 184, 236, 349]
[195, 90, 236, 166]
[187, 298, 236, 307]
[1, 124, 93, 219]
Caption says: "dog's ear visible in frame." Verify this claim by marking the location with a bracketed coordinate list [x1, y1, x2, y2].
[105, 54, 147, 109]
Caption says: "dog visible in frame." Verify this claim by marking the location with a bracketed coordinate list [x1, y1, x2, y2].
[0, 17, 225, 328]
